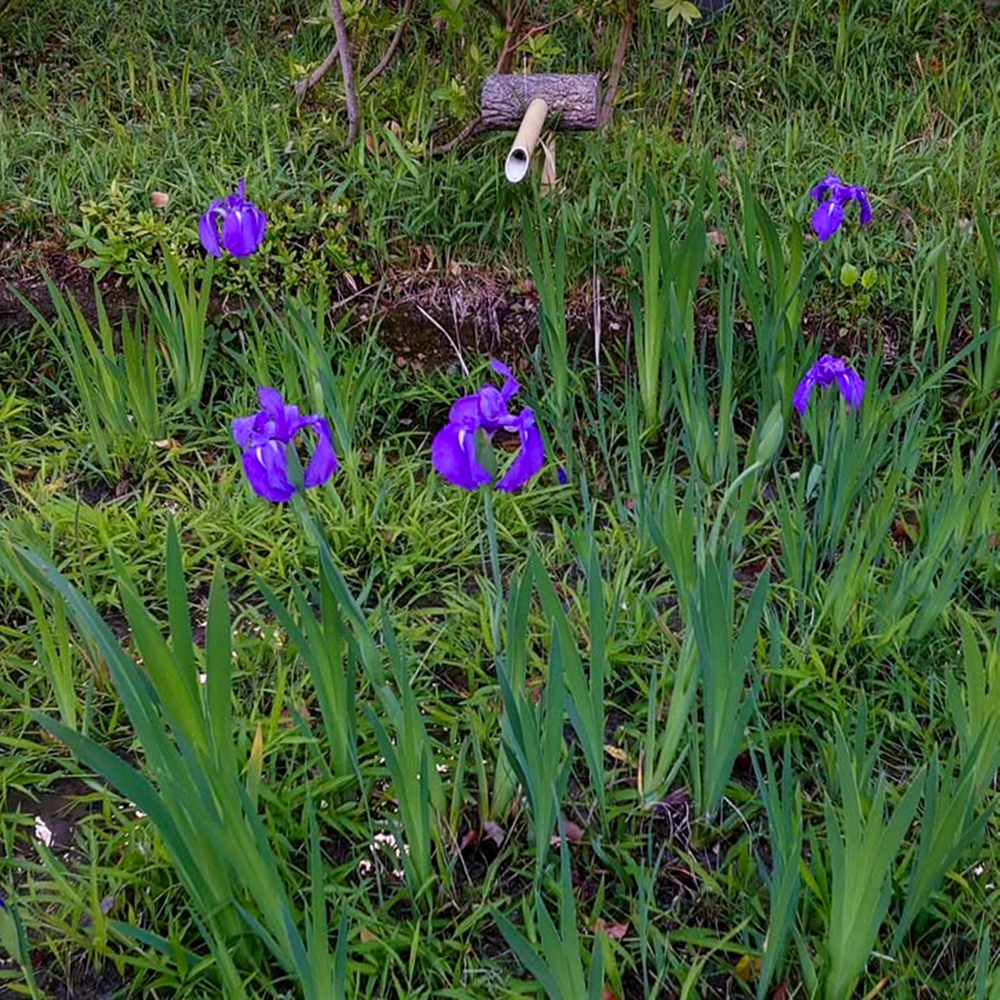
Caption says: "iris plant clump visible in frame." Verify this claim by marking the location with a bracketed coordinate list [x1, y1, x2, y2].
[809, 173, 872, 241]
[793, 355, 865, 414]
[232, 387, 338, 502]
[199, 178, 267, 258]
[222, 175, 873, 501]
[432, 361, 545, 492]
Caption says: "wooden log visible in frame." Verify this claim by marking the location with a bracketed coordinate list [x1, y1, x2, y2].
[480, 74, 600, 131]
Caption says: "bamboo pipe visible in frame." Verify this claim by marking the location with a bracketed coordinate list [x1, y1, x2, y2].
[504, 98, 549, 184]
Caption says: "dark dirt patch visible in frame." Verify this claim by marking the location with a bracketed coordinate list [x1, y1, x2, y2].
[2, 956, 127, 1000]
[2, 777, 100, 854]
[0, 237, 946, 381]
[0, 246, 134, 333]
[0, 242, 630, 367]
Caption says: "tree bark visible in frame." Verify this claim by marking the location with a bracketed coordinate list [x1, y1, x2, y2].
[328, 0, 360, 146]
[481, 74, 601, 131]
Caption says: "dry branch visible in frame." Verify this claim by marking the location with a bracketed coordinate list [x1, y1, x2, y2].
[361, 0, 412, 89]
[433, 0, 528, 156]
[600, 3, 636, 127]
[328, 0, 360, 146]
[294, 42, 340, 99]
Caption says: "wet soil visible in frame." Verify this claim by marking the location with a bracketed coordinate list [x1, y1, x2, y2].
[2, 777, 98, 853]
[1, 960, 127, 1000]
[0, 245, 631, 369]
[0, 238, 910, 382]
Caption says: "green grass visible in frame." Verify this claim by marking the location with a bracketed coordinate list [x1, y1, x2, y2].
[2, 0, 1000, 305]
[1, 245, 999, 995]
[3, 1, 1000, 998]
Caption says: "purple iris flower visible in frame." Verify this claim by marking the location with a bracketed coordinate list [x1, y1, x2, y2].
[809, 173, 872, 241]
[232, 387, 338, 502]
[431, 361, 545, 492]
[793, 355, 865, 415]
[199, 178, 267, 258]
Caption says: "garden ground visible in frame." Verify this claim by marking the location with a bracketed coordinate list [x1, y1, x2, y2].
[2, 2, 1000, 998]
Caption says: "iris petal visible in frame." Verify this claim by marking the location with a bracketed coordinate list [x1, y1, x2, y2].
[256, 386, 297, 440]
[257, 386, 284, 414]
[222, 208, 259, 257]
[301, 416, 339, 487]
[811, 200, 844, 241]
[491, 360, 521, 404]
[809, 173, 841, 202]
[792, 374, 817, 415]
[243, 441, 296, 503]
[856, 189, 872, 226]
[231, 414, 257, 448]
[449, 393, 484, 427]
[251, 205, 267, 246]
[476, 385, 509, 429]
[198, 211, 222, 258]
[835, 368, 865, 408]
[432, 423, 492, 490]
[496, 411, 546, 492]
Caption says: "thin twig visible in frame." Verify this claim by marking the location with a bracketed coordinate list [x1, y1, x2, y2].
[432, 0, 526, 156]
[361, 0, 412, 89]
[520, 9, 577, 41]
[495, 0, 528, 75]
[328, 0, 360, 146]
[600, 2, 636, 127]
[433, 114, 484, 155]
[294, 41, 340, 99]
[479, 0, 504, 23]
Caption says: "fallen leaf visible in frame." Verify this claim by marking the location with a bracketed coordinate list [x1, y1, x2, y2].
[593, 918, 629, 940]
[482, 820, 505, 847]
[707, 227, 727, 249]
[604, 743, 631, 764]
[359, 927, 378, 943]
[279, 704, 313, 728]
[772, 984, 790, 1000]
[150, 191, 170, 209]
[550, 819, 586, 847]
[734, 954, 761, 983]
[459, 820, 506, 855]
